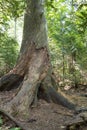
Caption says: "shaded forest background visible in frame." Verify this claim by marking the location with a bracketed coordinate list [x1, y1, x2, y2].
[0, 0, 87, 89]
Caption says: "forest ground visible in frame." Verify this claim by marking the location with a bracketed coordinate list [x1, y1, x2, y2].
[0, 85, 87, 130]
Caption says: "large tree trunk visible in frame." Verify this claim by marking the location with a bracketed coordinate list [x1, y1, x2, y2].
[0, 0, 76, 120]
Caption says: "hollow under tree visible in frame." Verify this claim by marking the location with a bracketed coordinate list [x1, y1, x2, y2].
[0, 0, 83, 120]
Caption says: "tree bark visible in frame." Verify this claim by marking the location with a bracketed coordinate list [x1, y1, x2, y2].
[0, 0, 77, 120]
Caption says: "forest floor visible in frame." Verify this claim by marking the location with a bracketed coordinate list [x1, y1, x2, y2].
[0, 86, 87, 130]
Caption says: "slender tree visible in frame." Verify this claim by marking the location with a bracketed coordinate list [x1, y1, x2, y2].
[0, 0, 77, 119]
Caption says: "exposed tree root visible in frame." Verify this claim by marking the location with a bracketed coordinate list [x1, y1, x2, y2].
[0, 109, 29, 130]
[65, 112, 87, 130]
[39, 76, 87, 113]
[48, 87, 76, 110]
[39, 86, 76, 110]
[39, 75, 76, 110]
[74, 107, 87, 114]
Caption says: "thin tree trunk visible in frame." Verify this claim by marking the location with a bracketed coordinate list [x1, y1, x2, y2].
[14, 18, 17, 39]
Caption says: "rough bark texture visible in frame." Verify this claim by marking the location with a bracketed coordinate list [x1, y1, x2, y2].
[0, 0, 77, 120]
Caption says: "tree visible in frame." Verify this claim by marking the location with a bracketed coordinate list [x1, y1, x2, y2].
[0, 0, 82, 120]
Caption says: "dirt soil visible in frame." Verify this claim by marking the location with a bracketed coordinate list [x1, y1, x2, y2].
[0, 88, 87, 130]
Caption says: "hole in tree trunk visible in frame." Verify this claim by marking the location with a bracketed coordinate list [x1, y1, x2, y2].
[0, 74, 24, 91]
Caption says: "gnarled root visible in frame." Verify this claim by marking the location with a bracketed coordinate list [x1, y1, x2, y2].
[0, 109, 28, 130]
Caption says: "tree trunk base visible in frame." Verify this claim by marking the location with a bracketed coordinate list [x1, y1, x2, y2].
[0, 47, 51, 119]
[0, 46, 84, 120]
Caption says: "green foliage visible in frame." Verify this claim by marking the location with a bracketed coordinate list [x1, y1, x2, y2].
[10, 127, 21, 130]
[76, 4, 87, 33]
[0, 0, 25, 32]
[0, 33, 19, 76]
[46, 0, 87, 86]
[0, 0, 25, 18]
[0, 0, 22, 76]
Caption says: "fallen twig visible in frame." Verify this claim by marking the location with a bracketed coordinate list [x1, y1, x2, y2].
[53, 110, 73, 117]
